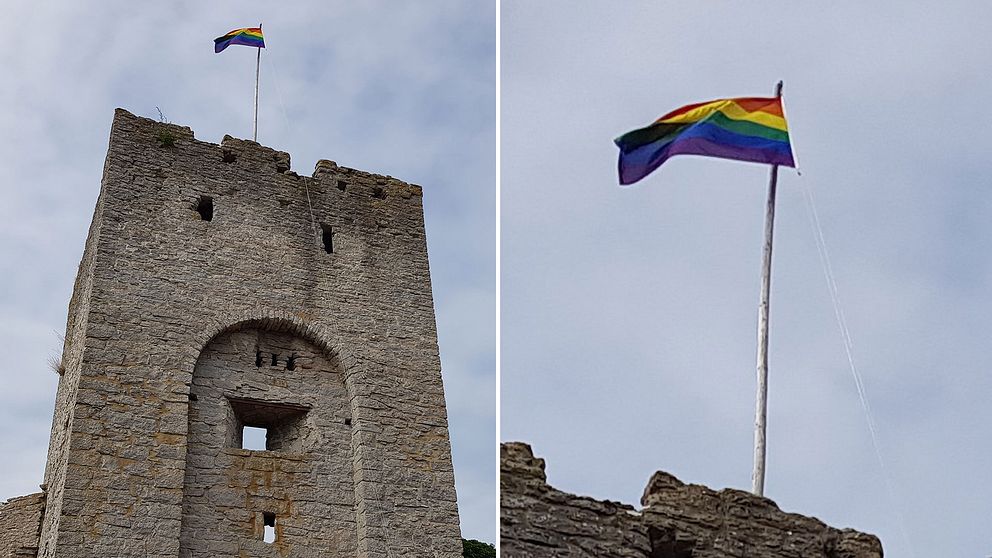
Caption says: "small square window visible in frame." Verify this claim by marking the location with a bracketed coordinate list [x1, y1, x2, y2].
[242, 426, 267, 451]
[228, 398, 310, 452]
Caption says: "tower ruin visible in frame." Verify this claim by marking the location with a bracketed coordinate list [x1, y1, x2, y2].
[501, 442, 883, 558]
[10, 109, 462, 557]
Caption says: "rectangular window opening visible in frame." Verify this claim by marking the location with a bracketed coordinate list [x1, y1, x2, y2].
[242, 425, 268, 451]
[196, 195, 213, 221]
[228, 398, 311, 453]
[262, 512, 276, 543]
[320, 223, 334, 254]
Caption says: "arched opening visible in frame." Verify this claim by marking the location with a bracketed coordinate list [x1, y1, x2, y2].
[178, 324, 358, 557]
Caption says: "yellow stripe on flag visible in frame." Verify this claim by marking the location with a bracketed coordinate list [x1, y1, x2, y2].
[659, 100, 788, 132]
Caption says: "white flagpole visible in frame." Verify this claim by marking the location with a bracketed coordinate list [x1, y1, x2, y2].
[253, 24, 261, 142]
[751, 79, 784, 497]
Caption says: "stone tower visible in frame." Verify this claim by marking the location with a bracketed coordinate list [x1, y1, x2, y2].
[34, 109, 462, 557]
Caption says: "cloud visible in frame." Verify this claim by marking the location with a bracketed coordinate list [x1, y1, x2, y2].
[0, 0, 495, 544]
[501, 2, 992, 556]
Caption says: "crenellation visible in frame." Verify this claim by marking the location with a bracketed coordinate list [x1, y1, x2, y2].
[501, 442, 882, 558]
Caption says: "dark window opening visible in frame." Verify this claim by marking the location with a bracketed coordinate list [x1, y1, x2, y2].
[344, 418, 352, 426]
[270, 353, 278, 367]
[320, 223, 334, 254]
[371, 186, 386, 199]
[255, 350, 263, 367]
[188, 393, 198, 402]
[337, 180, 347, 192]
[222, 150, 236, 163]
[196, 196, 213, 221]
[286, 355, 296, 371]
[647, 526, 694, 558]
[262, 512, 276, 543]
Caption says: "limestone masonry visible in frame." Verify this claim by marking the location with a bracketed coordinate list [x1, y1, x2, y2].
[501, 442, 883, 558]
[0, 109, 462, 557]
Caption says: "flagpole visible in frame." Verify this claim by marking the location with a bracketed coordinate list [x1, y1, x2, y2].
[752, 80, 783, 497]
[253, 24, 261, 142]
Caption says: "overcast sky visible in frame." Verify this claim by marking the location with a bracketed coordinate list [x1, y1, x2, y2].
[502, 2, 991, 557]
[0, 1, 495, 544]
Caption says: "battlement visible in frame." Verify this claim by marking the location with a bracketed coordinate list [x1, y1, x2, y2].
[105, 109, 425, 247]
[120, 109, 423, 194]
[501, 442, 882, 558]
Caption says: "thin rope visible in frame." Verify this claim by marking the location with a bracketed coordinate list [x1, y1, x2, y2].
[264, 53, 319, 243]
[800, 183, 916, 557]
[779, 93, 802, 176]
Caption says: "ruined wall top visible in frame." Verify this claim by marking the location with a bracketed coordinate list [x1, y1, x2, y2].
[501, 442, 883, 558]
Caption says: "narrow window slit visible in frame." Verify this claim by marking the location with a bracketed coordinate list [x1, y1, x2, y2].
[196, 196, 213, 221]
[320, 223, 334, 254]
[286, 355, 296, 371]
[262, 512, 276, 543]
[270, 353, 279, 367]
[255, 350, 263, 367]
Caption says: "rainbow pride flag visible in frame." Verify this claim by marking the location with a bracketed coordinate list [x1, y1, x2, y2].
[214, 27, 265, 53]
[614, 97, 795, 185]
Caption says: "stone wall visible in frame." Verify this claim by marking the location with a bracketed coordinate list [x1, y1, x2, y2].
[35, 109, 461, 557]
[501, 442, 883, 558]
[38, 163, 106, 556]
[180, 328, 358, 556]
[0, 492, 44, 557]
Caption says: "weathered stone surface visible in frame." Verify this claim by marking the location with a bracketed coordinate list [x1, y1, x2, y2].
[17, 109, 461, 557]
[500, 443, 650, 558]
[0, 492, 44, 557]
[501, 442, 883, 558]
[179, 329, 358, 556]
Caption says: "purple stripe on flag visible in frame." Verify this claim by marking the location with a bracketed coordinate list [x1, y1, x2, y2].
[215, 35, 265, 53]
[618, 133, 794, 185]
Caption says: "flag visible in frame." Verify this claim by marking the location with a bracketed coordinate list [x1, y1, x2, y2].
[214, 27, 265, 53]
[614, 97, 795, 185]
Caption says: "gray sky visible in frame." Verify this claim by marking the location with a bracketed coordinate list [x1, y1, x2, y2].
[0, 1, 495, 543]
[501, 2, 991, 557]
